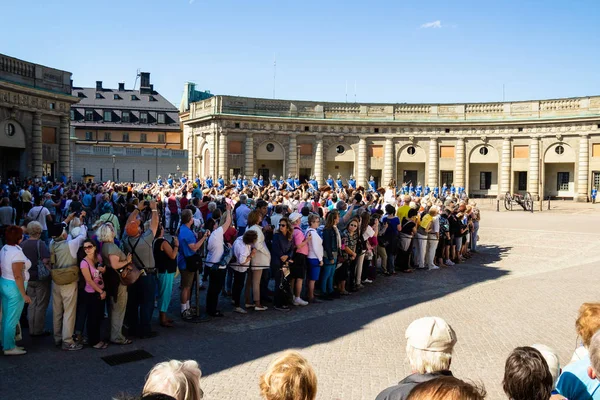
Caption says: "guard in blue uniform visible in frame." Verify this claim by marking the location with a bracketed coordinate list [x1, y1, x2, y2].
[335, 174, 343, 192]
[401, 182, 408, 195]
[157, 176, 163, 186]
[458, 186, 464, 196]
[348, 175, 357, 190]
[294, 175, 300, 189]
[258, 175, 264, 188]
[252, 173, 259, 187]
[215, 176, 222, 189]
[278, 176, 285, 190]
[433, 186, 439, 198]
[286, 173, 295, 190]
[441, 183, 447, 197]
[271, 175, 278, 188]
[368, 176, 377, 192]
[415, 183, 423, 197]
[450, 184, 456, 195]
[408, 183, 414, 195]
[167, 175, 174, 187]
[326, 174, 335, 188]
[424, 185, 431, 196]
[309, 175, 319, 192]
[206, 176, 213, 189]
[242, 175, 249, 189]
[195, 175, 201, 187]
[181, 174, 187, 185]
[592, 187, 598, 204]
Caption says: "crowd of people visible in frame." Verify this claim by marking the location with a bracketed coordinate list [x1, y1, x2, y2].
[0, 173, 482, 355]
[115, 302, 600, 400]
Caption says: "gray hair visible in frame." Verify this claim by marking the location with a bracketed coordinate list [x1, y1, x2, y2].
[181, 209, 193, 225]
[27, 221, 43, 238]
[96, 223, 116, 243]
[143, 359, 203, 400]
[208, 202, 217, 212]
[406, 343, 453, 374]
[589, 331, 600, 377]
[239, 194, 247, 203]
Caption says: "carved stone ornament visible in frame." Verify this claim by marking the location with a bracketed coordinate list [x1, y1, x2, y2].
[481, 136, 488, 143]
[408, 136, 415, 143]
[268, 133, 275, 140]
[339, 135, 345, 142]
[556, 134, 563, 142]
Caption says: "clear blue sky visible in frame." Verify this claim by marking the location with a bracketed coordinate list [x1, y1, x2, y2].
[3, 0, 600, 106]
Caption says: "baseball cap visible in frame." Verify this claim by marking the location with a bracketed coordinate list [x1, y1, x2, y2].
[125, 220, 141, 237]
[289, 212, 302, 223]
[48, 223, 66, 238]
[405, 317, 457, 352]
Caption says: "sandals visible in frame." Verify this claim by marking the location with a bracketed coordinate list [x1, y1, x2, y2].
[111, 338, 133, 345]
[93, 341, 109, 349]
[160, 321, 174, 328]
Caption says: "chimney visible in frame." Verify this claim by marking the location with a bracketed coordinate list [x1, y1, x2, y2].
[96, 81, 103, 91]
[118, 82, 125, 91]
[139, 72, 151, 94]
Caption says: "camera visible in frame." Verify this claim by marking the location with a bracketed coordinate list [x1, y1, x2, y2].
[144, 200, 150, 207]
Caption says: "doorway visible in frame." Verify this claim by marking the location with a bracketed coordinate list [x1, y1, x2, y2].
[299, 168, 311, 184]
[402, 170, 418, 186]
[440, 171, 454, 186]
[258, 168, 269, 181]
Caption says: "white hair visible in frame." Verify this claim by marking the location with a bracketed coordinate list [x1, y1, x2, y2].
[589, 332, 600, 379]
[143, 360, 203, 400]
[406, 344, 452, 374]
[208, 202, 217, 212]
[96, 223, 116, 243]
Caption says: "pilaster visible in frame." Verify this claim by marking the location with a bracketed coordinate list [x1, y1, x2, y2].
[245, 133, 254, 176]
[428, 137, 438, 188]
[500, 136, 512, 197]
[576, 134, 590, 202]
[357, 137, 368, 187]
[454, 137, 465, 188]
[287, 134, 297, 177]
[32, 112, 43, 178]
[314, 134, 324, 185]
[218, 130, 228, 179]
[382, 137, 394, 185]
[528, 136, 540, 199]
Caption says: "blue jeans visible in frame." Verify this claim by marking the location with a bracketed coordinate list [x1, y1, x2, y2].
[0, 278, 26, 351]
[125, 273, 156, 337]
[320, 258, 336, 294]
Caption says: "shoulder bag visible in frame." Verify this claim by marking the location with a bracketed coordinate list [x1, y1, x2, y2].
[120, 237, 143, 286]
[49, 242, 80, 285]
[36, 240, 50, 281]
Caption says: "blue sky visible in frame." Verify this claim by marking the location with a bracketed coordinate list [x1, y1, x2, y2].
[2, 0, 599, 106]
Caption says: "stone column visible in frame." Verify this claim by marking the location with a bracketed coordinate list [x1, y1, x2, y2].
[196, 134, 206, 177]
[185, 126, 193, 176]
[31, 112, 43, 178]
[218, 130, 228, 179]
[428, 137, 438, 188]
[528, 136, 540, 199]
[244, 133, 254, 176]
[500, 136, 512, 197]
[577, 134, 590, 202]
[314, 134, 324, 185]
[382, 137, 394, 185]
[287, 134, 297, 177]
[455, 137, 465, 188]
[207, 132, 215, 178]
[59, 116, 70, 178]
[357, 137, 367, 187]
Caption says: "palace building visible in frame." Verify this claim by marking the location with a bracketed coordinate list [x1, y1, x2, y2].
[180, 93, 600, 201]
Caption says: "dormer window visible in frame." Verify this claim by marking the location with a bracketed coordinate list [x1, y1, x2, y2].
[131, 95, 139, 101]
[85, 110, 94, 121]
[140, 112, 148, 124]
[149, 96, 157, 102]
[77, 92, 86, 98]
[122, 111, 130, 123]
[70, 110, 75, 120]
[95, 93, 103, 99]
[103, 110, 112, 122]
[157, 113, 165, 124]
[113, 94, 121, 100]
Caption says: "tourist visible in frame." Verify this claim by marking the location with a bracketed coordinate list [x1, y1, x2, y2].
[271, 217, 294, 311]
[321, 210, 340, 300]
[20, 221, 51, 337]
[375, 316, 457, 400]
[0, 197, 15, 245]
[27, 197, 51, 244]
[424, 205, 440, 270]
[289, 212, 309, 306]
[0, 225, 31, 355]
[234, 193, 251, 236]
[305, 213, 323, 304]
[396, 208, 418, 273]
[153, 224, 179, 327]
[245, 210, 269, 311]
[259, 351, 317, 400]
[381, 204, 400, 275]
[143, 360, 204, 400]
[585, 331, 600, 391]
[231, 230, 258, 314]
[123, 201, 159, 338]
[97, 222, 133, 345]
[556, 302, 600, 399]
[531, 344, 563, 398]
[338, 217, 360, 295]
[49, 213, 88, 351]
[204, 203, 232, 317]
[502, 346, 553, 400]
[79, 239, 108, 349]
[406, 376, 486, 400]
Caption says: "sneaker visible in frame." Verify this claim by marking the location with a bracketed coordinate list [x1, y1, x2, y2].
[4, 348, 26, 356]
[293, 297, 309, 306]
[181, 309, 194, 321]
[234, 307, 247, 314]
[362, 279, 373, 284]
[428, 265, 440, 270]
[445, 259, 455, 266]
[274, 306, 290, 312]
[245, 303, 255, 309]
[62, 342, 83, 351]
[254, 305, 268, 311]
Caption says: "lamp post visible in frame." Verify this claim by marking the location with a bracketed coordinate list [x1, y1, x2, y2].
[112, 155, 116, 182]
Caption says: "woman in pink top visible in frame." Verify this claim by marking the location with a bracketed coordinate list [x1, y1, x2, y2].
[289, 213, 309, 306]
[306, 214, 324, 304]
[80, 239, 108, 349]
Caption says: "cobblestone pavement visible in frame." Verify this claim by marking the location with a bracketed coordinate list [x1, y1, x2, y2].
[1, 211, 600, 400]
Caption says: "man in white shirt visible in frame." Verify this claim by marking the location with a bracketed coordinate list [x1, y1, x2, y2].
[27, 198, 51, 244]
[205, 205, 231, 317]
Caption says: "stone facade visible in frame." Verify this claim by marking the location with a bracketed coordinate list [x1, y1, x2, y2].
[0, 53, 78, 180]
[181, 95, 600, 201]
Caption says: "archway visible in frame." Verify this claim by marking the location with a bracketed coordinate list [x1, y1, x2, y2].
[468, 144, 499, 198]
[543, 142, 575, 198]
[397, 144, 426, 188]
[0, 119, 26, 179]
[202, 146, 210, 178]
[256, 140, 285, 182]
[324, 143, 355, 185]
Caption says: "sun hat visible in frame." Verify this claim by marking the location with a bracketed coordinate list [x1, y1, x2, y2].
[405, 317, 457, 352]
[289, 212, 302, 224]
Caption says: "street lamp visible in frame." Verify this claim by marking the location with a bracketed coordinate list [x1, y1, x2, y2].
[112, 155, 116, 182]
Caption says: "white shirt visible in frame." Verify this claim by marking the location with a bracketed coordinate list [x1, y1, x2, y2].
[248, 225, 270, 267]
[306, 228, 323, 261]
[232, 236, 251, 272]
[384, 188, 396, 206]
[206, 226, 224, 265]
[0, 245, 32, 282]
[430, 216, 440, 234]
[28, 206, 50, 230]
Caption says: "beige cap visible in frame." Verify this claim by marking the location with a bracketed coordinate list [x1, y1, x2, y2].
[405, 317, 457, 352]
[289, 212, 302, 224]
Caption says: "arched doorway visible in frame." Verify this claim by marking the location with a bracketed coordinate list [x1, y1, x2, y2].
[202, 147, 210, 178]
[397, 144, 426, 187]
[256, 141, 285, 181]
[0, 119, 26, 178]
[544, 142, 575, 198]
[468, 144, 499, 197]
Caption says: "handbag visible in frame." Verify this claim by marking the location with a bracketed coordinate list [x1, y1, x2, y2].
[50, 266, 80, 285]
[398, 233, 412, 252]
[119, 263, 142, 286]
[185, 253, 202, 273]
[36, 240, 50, 281]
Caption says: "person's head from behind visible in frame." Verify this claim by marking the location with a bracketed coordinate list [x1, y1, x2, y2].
[406, 376, 486, 400]
[242, 230, 258, 246]
[531, 344, 561, 389]
[405, 317, 456, 374]
[259, 351, 317, 400]
[576, 302, 600, 349]
[502, 346, 552, 400]
[143, 360, 203, 400]
[587, 331, 600, 382]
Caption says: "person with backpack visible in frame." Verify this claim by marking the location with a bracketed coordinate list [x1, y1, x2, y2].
[436, 208, 452, 268]
[27, 197, 51, 245]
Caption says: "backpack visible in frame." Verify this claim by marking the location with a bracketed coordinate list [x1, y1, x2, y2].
[439, 215, 450, 235]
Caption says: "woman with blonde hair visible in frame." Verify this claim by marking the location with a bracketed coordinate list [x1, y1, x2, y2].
[406, 376, 486, 400]
[143, 359, 203, 400]
[259, 351, 317, 400]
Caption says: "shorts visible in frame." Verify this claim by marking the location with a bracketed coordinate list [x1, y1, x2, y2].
[290, 252, 307, 280]
[180, 269, 195, 288]
[307, 258, 321, 281]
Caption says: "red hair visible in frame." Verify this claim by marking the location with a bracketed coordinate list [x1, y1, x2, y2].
[4, 225, 23, 245]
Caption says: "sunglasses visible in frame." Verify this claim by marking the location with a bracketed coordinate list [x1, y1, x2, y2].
[83, 246, 95, 250]
[349, 224, 358, 227]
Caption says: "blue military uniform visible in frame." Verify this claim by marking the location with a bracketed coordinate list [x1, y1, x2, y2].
[368, 179, 377, 192]
[348, 178, 357, 190]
